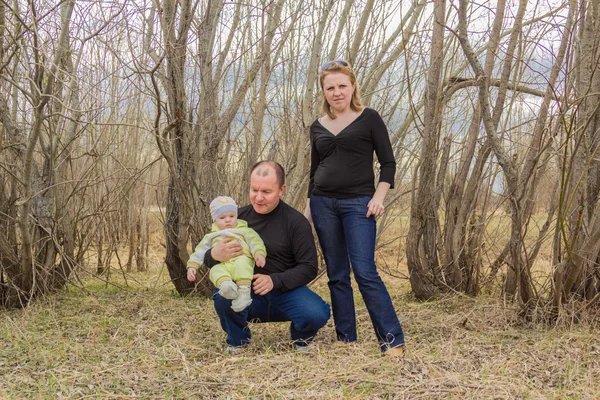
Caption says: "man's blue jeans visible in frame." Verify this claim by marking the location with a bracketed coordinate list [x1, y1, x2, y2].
[310, 195, 404, 351]
[213, 285, 330, 347]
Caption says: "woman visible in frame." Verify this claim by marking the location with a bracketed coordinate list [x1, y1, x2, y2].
[304, 60, 404, 357]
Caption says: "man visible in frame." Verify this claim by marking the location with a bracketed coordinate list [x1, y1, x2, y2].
[191, 160, 330, 353]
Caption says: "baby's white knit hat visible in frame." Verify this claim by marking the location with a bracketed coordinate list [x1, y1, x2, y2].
[210, 196, 238, 220]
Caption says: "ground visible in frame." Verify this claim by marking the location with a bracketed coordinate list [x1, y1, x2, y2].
[1, 265, 600, 399]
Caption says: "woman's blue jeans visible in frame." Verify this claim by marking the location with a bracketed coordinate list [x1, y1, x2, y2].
[213, 285, 330, 347]
[310, 195, 404, 351]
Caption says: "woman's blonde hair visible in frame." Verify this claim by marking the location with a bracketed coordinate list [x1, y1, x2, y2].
[319, 60, 364, 119]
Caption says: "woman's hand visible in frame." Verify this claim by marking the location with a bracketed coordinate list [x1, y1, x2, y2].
[304, 198, 313, 224]
[366, 197, 385, 217]
[367, 182, 391, 217]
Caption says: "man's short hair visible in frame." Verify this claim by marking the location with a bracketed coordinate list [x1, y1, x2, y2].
[250, 160, 285, 187]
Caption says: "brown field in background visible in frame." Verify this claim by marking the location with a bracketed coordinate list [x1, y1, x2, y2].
[2, 211, 600, 399]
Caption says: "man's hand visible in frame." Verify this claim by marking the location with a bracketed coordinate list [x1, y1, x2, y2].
[211, 237, 243, 262]
[187, 268, 197, 282]
[255, 253, 266, 268]
[252, 274, 273, 295]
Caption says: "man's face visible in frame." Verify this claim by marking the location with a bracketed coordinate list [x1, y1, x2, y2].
[249, 168, 285, 215]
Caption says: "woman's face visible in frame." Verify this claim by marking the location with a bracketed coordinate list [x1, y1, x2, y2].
[322, 72, 355, 115]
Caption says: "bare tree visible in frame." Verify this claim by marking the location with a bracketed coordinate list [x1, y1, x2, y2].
[0, 0, 588, 323]
[455, 0, 575, 311]
[140, 0, 286, 296]
[0, 0, 128, 306]
[552, 0, 600, 315]
[406, 0, 447, 300]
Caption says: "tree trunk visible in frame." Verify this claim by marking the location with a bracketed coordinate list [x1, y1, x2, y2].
[406, 0, 446, 300]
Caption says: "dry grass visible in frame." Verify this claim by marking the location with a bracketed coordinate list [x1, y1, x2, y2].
[2, 213, 600, 399]
[2, 264, 600, 399]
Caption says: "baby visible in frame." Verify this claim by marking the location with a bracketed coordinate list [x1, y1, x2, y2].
[187, 196, 266, 312]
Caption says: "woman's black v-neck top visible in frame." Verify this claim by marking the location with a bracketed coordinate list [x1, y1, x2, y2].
[308, 108, 396, 199]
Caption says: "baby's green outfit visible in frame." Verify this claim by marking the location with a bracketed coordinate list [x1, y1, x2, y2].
[187, 219, 266, 312]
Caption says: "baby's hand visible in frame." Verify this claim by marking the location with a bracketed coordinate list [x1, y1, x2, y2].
[255, 254, 266, 268]
[187, 268, 197, 282]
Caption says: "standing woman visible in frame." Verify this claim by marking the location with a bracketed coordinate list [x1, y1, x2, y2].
[304, 60, 404, 356]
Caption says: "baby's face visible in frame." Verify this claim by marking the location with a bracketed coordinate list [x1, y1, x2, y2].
[214, 211, 237, 230]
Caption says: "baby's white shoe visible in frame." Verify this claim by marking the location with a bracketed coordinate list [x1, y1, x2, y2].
[231, 287, 252, 312]
[218, 280, 238, 299]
